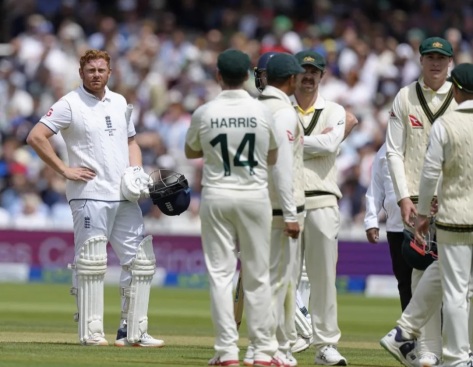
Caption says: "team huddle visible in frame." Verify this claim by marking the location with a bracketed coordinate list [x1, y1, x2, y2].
[185, 49, 356, 366]
[25, 34, 473, 367]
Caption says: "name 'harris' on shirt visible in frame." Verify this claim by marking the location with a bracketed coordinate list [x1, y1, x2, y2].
[211, 117, 257, 128]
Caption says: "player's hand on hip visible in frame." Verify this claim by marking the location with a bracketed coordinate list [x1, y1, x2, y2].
[366, 228, 379, 243]
[399, 197, 417, 228]
[63, 167, 96, 182]
[284, 221, 300, 239]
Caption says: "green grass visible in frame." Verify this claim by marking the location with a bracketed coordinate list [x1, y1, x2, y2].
[0, 283, 403, 367]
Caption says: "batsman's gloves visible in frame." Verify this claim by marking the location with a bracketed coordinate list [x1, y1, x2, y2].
[121, 166, 152, 202]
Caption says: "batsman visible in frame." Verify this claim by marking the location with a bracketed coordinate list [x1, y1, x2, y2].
[27, 49, 165, 347]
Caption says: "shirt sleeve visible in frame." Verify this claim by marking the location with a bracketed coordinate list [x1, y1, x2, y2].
[186, 106, 204, 151]
[303, 105, 345, 157]
[39, 99, 72, 133]
[417, 120, 446, 215]
[271, 107, 298, 222]
[364, 148, 385, 230]
[386, 93, 409, 202]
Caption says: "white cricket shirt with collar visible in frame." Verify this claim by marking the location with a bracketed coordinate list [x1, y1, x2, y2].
[40, 85, 135, 202]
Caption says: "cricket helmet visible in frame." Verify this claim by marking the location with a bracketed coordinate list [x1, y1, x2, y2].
[254, 51, 278, 91]
[148, 169, 191, 216]
[402, 229, 438, 271]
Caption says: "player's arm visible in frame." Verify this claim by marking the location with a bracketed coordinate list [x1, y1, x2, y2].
[386, 93, 417, 225]
[267, 112, 279, 166]
[303, 105, 345, 157]
[271, 108, 298, 224]
[27, 101, 95, 182]
[386, 95, 409, 202]
[267, 148, 278, 165]
[364, 147, 385, 243]
[417, 121, 445, 217]
[185, 107, 204, 159]
[185, 144, 203, 159]
[415, 120, 445, 243]
[343, 111, 358, 140]
[128, 137, 143, 166]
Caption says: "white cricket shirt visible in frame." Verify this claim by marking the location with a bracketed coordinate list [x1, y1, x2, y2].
[40, 85, 136, 201]
[186, 89, 278, 190]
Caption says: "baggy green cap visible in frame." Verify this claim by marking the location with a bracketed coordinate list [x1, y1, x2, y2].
[295, 50, 326, 71]
[447, 63, 473, 93]
[419, 37, 453, 56]
[217, 49, 251, 78]
[266, 53, 305, 79]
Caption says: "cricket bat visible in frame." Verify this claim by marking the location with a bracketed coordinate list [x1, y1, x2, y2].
[234, 269, 244, 330]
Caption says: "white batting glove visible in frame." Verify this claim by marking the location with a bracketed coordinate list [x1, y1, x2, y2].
[121, 166, 152, 202]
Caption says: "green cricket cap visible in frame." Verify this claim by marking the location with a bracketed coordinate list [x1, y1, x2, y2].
[217, 49, 251, 78]
[419, 37, 453, 56]
[295, 50, 326, 71]
[266, 53, 305, 79]
[447, 63, 473, 93]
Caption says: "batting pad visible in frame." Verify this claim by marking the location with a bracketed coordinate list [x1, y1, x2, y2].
[121, 235, 155, 343]
[69, 236, 108, 344]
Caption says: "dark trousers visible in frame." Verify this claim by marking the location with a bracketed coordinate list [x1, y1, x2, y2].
[387, 231, 413, 311]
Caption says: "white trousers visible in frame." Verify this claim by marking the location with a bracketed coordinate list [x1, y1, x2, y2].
[70, 199, 146, 289]
[302, 205, 341, 348]
[438, 242, 473, 367]
[269, 226, 301, 352]
[397, 262, 442, 357]
[200, 187, 278, 362]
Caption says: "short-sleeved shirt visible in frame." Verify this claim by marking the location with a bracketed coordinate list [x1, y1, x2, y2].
[186, 89, 277, 190]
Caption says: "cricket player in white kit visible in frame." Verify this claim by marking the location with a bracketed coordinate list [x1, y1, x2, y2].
[384, 37, 457, 366]
[292, 50, 347, 366]
[185, 49, 283, 367]
[253, 51, 312, 356]
[255, 53, 306, 367]
[415, 63, 473, 367]
[27, 49, 163, 347]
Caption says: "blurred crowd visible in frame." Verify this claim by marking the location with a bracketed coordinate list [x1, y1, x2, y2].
[1, 0, 472, 235]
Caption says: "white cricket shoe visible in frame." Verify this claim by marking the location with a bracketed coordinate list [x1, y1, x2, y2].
[291, 335, 312, 353]
[114, 332, 165, 347]
[253, 350, 289, 367]
[208, 354, 240, 366]
[315, 345, 347, 366]
[380, 327, 418, 367]
[244, 345, 255, 366]
[82, 333, 109, 346]
[419, 352, 440, 367]
[286, 351, 298, 366]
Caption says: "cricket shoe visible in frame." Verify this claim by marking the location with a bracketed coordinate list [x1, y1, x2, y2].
[243, 345, 254, 366]
[208, 354, 240, 366]
[82, 333, 108, 346]
[114, 326, 164, 347]
[285, 351, 297, 366]
[380, 327, 418, 367]
[418, 352, 439, 367]
[254, 350, 289, 367]
[315, 345, 347, 366]
[291, 335, 312, 353]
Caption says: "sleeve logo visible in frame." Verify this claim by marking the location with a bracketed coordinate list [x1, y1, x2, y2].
[286, 130, 295, 141]
[408, 114, 423, 128]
